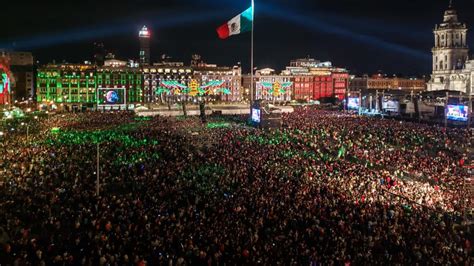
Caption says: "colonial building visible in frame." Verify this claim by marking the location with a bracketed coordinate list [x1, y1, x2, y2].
[349, 74, 426, 92]
[36, 64, 97, 110]
[254, 68, 293, 102]
[427, 2, 473, 94]
[282, 58, 349, 101]
[192, 63, 242, 102]
[142, 62, 193, 103]
[97, 59, 143, 104]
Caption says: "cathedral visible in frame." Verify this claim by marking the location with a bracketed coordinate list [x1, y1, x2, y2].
[427, 1, 473, 94]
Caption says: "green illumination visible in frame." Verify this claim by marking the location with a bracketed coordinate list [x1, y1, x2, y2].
[207, 122, 231, 129]
[134, 116, 152, 121]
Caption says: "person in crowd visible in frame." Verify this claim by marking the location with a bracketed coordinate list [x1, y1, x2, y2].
[0, 108, 471, 265]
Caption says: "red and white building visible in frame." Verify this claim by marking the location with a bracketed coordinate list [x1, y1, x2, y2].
[283, 58, 349, 101]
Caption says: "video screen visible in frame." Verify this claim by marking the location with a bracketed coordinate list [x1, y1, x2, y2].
[382, 100, 400, 112]
[347, 98, 359, 110]
[98, 88, 125, 105]
[251, 108, 261, 123]
[446, 105, 468, 121]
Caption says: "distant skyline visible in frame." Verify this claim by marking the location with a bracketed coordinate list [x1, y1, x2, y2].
[2, 0, 474, 75]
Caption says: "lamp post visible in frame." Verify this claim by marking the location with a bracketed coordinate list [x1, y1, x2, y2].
[96, 142, 100, 197]
[444, 91, 449, 128]
[468, 93, 472, 129]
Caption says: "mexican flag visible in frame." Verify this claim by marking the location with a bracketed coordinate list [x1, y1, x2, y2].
[216, 6, 253, 39]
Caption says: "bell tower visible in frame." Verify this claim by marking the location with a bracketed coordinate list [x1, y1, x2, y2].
[432, 0, 469, 73]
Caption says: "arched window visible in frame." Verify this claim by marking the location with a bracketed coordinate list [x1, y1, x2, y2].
[439, 61, 444, 70]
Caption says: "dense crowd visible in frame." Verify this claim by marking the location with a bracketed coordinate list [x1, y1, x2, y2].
[0, 108, 472, 265]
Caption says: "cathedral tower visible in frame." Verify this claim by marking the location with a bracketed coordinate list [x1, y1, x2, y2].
[428, 1, 471, 92]
[432, 1, 468, 73]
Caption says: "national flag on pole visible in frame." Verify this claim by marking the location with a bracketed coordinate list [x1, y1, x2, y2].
[216, 7, 253, 39]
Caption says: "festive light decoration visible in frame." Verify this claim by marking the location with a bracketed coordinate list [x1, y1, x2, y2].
[207, 122, 231, 129]
[0, 73, 10, 94]
[0, 60, 13, 104]
[188, 79, 200, 96]
[261, 81, 292, 97]
[156, 80, 230, 97]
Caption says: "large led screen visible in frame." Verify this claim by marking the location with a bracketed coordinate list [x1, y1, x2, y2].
[446, 105, 468, 122]
[347, 98, 359, 110]
[251, 108, 261, 123]
[382, 100, 400, 112]
[98, 88, 125, 105]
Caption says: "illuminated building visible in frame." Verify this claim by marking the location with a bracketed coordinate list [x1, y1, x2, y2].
[0, 51, 34, 101]
[36, 64, 97, 110]
[349, 74, 426, 92]
[0, 58, 13, 105]
[36, 59, 143, 109]
[142, 62, 193, 103]
[192, 63, 242, 102]
[97, 59, 143, 104]
[139, 26, 151, 66]
[367, 74, 426, 91]
[428, 2, 473, 94]
[283, 58, 349, 101]
[254, 68, 293, 102]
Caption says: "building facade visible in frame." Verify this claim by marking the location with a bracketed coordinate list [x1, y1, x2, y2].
[350, 74, 426, 92]
[143, 62, 193, 103]
[36, 64, 97, 109]
[1, 51, 34, 101]
[283, 58, 349, 101]
[254, 69, 293, 102]
[97, 60, 143, 104]
[427, 2, 473, 94]
[193, 64, 242, 102]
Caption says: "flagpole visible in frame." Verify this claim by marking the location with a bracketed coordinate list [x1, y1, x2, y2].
[250, 0, 255, 113]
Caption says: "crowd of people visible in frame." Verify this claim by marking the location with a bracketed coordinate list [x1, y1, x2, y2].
[0, 108, 472, 265]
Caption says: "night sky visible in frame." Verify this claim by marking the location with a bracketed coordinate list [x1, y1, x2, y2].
[2, 0, 474, 75]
